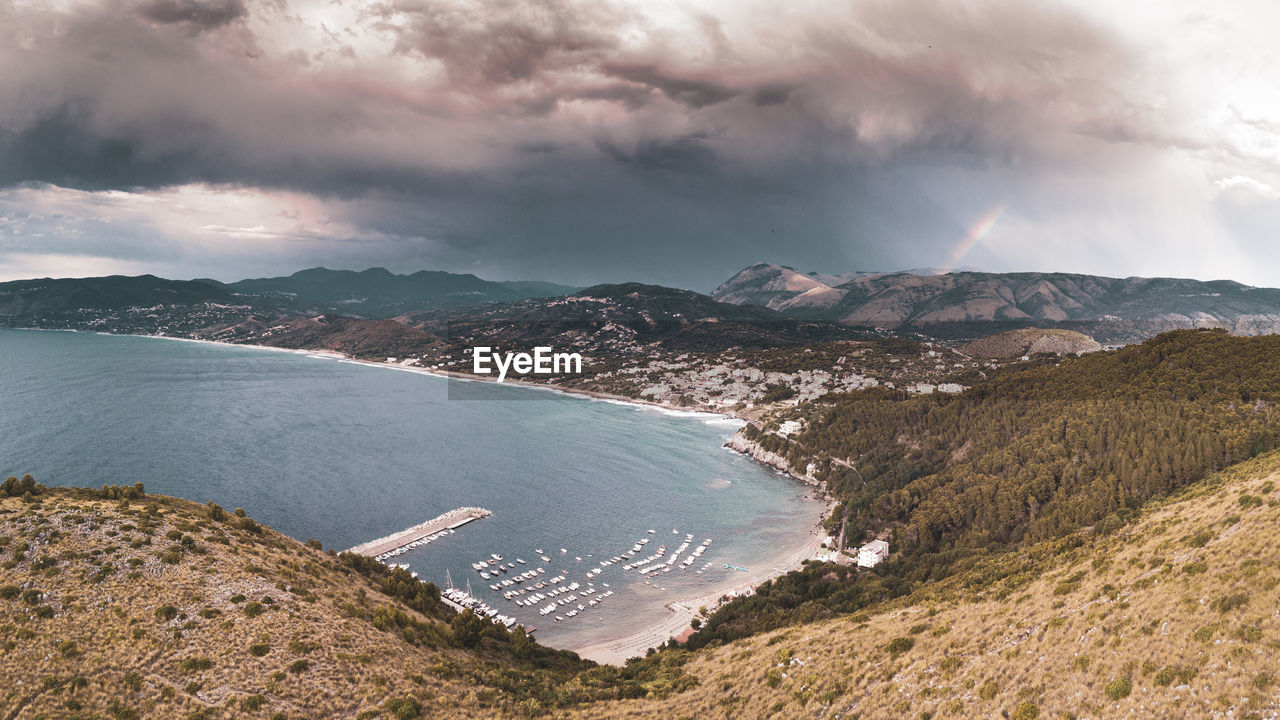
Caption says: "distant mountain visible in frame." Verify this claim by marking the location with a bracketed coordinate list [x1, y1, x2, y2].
[405, 282, 865, 355]
[201, 267, 578, 317]
[713, 263, 1280, 342]
[0, 274, 232, 318]
[709, 263, 871, 315]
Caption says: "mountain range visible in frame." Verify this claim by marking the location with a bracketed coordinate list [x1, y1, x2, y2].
[198, 267, 577, 316]
[11, 263, 1280, 346]
[0, 267, 577, 323]
[712, 263, 1280, 342]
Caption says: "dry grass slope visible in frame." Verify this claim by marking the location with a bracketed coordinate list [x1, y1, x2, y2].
[573, 451, 1280, 720]
[0, 491, 546, 720]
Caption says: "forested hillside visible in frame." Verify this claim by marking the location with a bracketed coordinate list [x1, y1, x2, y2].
[694, 329, 1280, 644]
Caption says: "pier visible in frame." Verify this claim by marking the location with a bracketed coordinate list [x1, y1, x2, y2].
[348, 506, 491, 558]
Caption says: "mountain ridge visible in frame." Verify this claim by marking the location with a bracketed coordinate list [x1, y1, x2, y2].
[712, 263, 1280, 341]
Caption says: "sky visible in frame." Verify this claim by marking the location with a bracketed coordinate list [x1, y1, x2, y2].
[3, 0, 1280, 291]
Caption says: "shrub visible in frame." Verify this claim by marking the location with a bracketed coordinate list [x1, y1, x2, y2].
[243, 601, 264, 618]
[288, 659, 309, 674]
[886, 637, 915, 657]
[1254, 673, 1275, 689]
[0, 585, 18, 599]
[179, 657, 213, 673]
[1213, 593, 1249, 613]
[1012, 702, 1039, 720]
[1154, 667, 1177, 687]
[939, 657, 963, 674]
[250, 642, 270, 657]
[242, 694, 265, 711]
[383, 696, 422, 720]
[1104, 678, 1131, 700]
[1236, 625, 1263, 642]
[979, 681, 999, 700]
[155, 605, 178, 621]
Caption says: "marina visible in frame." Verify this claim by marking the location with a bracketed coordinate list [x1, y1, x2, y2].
[347, 506, 492, 559]
[379, 524, 737, 633]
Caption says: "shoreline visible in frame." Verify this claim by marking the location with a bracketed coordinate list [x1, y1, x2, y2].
[570, 520, 830, 664]
[7, 326, 836, 663]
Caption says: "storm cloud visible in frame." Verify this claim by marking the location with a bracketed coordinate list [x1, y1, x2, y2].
[1, 0, 1278, 288]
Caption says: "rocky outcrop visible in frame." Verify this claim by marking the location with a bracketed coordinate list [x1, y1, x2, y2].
[724, 431, 819, 484]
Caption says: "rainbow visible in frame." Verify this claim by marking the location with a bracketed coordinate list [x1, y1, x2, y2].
[943, 203, 1006, 270]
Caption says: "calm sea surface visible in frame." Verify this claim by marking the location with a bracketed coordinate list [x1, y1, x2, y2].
[0, 329, 824, 648]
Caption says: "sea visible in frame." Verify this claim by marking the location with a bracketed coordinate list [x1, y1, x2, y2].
[0, 328, 825, 650]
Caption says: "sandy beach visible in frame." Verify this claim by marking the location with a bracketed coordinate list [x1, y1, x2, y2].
[570, 521, 830, 665]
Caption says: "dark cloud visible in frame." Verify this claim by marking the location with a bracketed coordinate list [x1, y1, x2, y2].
[750, 84, 796, 107]
[0, 0, 1261, 289]
[603, 63, 739, 108]
[137, 0, 246, 31]
[372, 0, 622, 87]
[596, 132, 718, 174]
[0, 104, 210, 190]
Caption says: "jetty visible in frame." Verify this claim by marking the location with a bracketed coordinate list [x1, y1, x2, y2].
[348, 507, 491, 558]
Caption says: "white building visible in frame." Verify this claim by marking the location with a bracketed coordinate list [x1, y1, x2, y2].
[856, 540, 890, 568]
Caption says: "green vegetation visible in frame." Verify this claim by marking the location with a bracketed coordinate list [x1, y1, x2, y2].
[1104, 677, 1132, 700]
[692, 330, 1280, 646]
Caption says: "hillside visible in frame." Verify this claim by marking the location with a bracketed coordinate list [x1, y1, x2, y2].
[960, 328, 1103, 358]
[0, 483, 696, 719]
[208, 267, 577, 318]
[673, 330, 1280, 649]
[404, 282, 865, 356]
[712, 263, 1280, 342]
[0, 268, 577, 331]
[0, 275, 233, 319]
[8, 450, 1280, 718]
[571, 450, 1280, 719]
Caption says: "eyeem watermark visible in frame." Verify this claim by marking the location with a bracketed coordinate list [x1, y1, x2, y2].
[472, 346, 582, 382]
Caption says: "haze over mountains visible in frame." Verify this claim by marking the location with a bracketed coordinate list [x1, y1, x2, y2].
[712, 263, 1280, 342]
